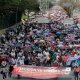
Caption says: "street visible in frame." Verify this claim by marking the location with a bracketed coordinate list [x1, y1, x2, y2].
[0, 74, 75, 80]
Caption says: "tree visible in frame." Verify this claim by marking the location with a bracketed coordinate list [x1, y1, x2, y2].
[0, 0, 39, 29]
[59, 0, 79, 17]
[49, 1, 54, 9]
[23, 0, 39, 11]
[0, 0, 39, 13]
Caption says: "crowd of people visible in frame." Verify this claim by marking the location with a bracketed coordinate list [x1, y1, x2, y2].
[0, 19, 80, 79]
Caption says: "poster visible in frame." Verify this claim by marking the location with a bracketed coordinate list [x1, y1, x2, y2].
[12, 65, 71, 79]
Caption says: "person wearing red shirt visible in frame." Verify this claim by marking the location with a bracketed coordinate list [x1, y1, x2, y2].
[74, 66, 80, 80]
[63, 54, 69, 66]
[71, 49, 77, 57]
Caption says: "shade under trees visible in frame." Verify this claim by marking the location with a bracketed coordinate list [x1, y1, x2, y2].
[0, 0, 39, 29]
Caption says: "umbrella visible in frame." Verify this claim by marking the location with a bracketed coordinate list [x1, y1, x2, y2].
[0, 54, 8, 59]
[56, 32, 61, 36]
[15, 43, 22, 47]
[9, 43, 22, 48]
[48, 5, 69, 23]
[66, 55, 80, 66]
[23, 46, 33, 52]
[77, 60, 80, 66]
[33, 29, 38, 32]
[30, 45, 42, 52]
[22, 45, 29, 49]
[39, 40, 45, 43]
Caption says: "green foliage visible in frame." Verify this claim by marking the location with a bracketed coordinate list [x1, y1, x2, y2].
[0, 0, 39, 21]
[0, 0, 39, 12]
[21, 0, 39, 11]
[0, 0, 39, 28]
[22, 15, 28, 20]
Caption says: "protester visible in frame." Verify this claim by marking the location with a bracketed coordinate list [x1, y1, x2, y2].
[8, 65, 14, 78]
[0, 16, 80, 79]
[74, 66, 80, 80]
[1, 67, 8, 79]
[1, 60, 7, 68]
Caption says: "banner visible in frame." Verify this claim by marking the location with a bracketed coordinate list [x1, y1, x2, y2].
[12, 65, 71, 79]
[58, 45, 80, 49]
[67, 55, 80, 66]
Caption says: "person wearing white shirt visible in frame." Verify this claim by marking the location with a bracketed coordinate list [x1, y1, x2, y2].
[10, 50, 15, 58]
[1, 61, 7, 67]
[17, 56, 25, 65]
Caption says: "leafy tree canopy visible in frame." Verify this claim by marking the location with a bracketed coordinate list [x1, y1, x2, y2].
[0, 0, 39, 14]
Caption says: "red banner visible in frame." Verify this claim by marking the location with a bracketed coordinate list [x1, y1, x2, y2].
[12, 65, 71, 79]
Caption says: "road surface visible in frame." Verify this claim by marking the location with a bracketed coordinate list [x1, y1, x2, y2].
[0, 74, 76, 80]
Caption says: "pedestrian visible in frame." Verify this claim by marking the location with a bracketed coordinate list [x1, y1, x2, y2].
[74, 66, 80, 80]
[1, 60, 7, 68]
[1, 67, 8, 79]
[8, 65, 14, 77]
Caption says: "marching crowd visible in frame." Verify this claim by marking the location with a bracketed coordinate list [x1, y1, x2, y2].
[0, 19, 80, 80]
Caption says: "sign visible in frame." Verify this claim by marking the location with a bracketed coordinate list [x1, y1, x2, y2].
[66, 55, 80, 66]
[12, 65, 71, 79]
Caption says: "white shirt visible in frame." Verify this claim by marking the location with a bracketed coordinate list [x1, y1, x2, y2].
[38, 53, 43, 58]
[1, 61, 7, 67]
[43, 51, 49, 56]
[10, 52, 15, 57]
[17, 56, 25, 65]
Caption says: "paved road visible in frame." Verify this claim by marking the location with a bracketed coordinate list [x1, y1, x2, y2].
[0, 74, 75, 80]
